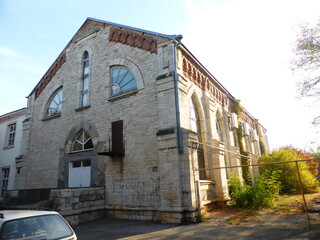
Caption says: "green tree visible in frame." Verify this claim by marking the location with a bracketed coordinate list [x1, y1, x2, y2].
[292, 18, 320, 125]
[283, 145, 319, 176]
[260, 148, 318, 193]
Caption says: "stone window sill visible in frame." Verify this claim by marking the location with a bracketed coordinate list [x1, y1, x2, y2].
[199, 180, 215, 185]
[3, 145, 14, 150]
[42, 113, 61, 121]
[75, 105, 90, 112]
[108, 89, 138, 102]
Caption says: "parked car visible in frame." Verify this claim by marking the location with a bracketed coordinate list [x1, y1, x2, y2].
[0, 210, 77, 240]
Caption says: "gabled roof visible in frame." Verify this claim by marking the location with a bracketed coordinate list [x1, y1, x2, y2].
[29, 18, 182, 98]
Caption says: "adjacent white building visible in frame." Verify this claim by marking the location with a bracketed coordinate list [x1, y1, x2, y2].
[0, 108, 26, 198]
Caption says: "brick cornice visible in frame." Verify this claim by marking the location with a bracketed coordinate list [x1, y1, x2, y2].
[34, 51, 66, 99]
[109, 27, 158, 54]
[182, 54, 229, 108]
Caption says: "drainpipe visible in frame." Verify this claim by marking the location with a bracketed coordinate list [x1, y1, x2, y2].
[173, 35, 183, 153]
[173, 35, 185, 220]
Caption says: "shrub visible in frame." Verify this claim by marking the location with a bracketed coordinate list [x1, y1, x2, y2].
[260, 148, 318, 193]
[229, 170, 281, 209]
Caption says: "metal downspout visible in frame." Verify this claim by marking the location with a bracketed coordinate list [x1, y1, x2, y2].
[173, 36, 185, 219]
[173, 35, 183, 153]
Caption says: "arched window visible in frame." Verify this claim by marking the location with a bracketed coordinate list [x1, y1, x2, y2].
[46, 89, 63, 117]
[216, 117, 224, 142]
[190, 97, 206, 180]
[189, 98, 198, 133]
[72, 130, 94, 152]
[81, 51, 90, 107]
[111, 66, 137, 96]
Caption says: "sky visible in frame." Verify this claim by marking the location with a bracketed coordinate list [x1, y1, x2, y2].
[0, 0, 319, 151]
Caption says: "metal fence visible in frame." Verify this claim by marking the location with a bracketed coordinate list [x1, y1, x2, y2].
[190, 140, 320, 228]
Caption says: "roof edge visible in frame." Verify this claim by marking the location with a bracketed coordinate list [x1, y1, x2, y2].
[0, 108, 26, 120]
[87, 17, 182, 40]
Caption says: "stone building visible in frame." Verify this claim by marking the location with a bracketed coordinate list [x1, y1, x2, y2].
[0, 108, 26, 198]
[11, 18, 268, 224]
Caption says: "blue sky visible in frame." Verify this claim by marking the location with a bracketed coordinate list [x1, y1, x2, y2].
[1, 0, 320, 150]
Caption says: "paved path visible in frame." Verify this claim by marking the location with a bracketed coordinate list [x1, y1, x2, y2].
[74, 213, 320, 240]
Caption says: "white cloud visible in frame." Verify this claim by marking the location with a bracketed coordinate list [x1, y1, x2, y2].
[0, 45, 44, 75]
[0, 46, 27, 59]
[0, 46, 43, 114]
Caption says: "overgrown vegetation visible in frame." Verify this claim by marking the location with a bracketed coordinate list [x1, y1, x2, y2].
[256, 123, 268, 155]
[229, 170, 281, 209]
[230, 98, 319, 211]
[228, 146, 319, 210]
[260, 148, 319, 193]
[233, 99, 251, 184]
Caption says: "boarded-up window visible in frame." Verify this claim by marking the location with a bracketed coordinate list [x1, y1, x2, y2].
[112, 120, 125, 156]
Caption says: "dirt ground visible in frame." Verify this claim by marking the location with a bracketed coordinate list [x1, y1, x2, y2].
[74, 211, 320, 240]
[204, 191, 320, 228]
[74, 192, 320, 240]
[205, 208, 320, 229]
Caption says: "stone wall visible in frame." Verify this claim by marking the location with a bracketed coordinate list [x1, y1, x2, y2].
[2, 187, 105, 226]
[50, 187, 105, 225]
[198, 180, 215, 207]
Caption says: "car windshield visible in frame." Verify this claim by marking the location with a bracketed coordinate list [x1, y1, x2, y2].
[0, 214, 73, 240]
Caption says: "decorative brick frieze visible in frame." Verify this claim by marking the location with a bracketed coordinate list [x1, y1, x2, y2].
[109, 27, 158, 54]
[35, 51, 66, 99]
[244, 112, 258, 128]
[182, 55, 229, 107]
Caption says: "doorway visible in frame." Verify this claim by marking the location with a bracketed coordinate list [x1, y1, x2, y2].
[68, 160, 91, 187]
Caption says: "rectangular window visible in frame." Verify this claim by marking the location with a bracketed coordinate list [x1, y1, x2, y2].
[72, 161, 81, 168]
[1, 168, 10, 198]
[82, 160, 91, 167]
[7, 124, 16, 147]
[16, 167, 22, 174]
[81, 92, 89, 107]
[83, 61, 89, 75]
[81, 52, 90, 108]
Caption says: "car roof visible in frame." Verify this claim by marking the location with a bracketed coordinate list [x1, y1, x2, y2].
[0, 210, 59, 223]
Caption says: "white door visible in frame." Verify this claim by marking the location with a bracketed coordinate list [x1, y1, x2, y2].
[68, 160, 91, 187]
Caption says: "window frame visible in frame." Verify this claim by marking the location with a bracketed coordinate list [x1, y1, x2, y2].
[80, 51, 90, 108]
[4, 123, 17, 149]
[189, 97, 206, 180]
[216, 117, 224, 142]
[189, 98, 198, 133]
[0, 168, 10, 198]
[71, 130, 94, 153]
[110, 66, 137, 97]
[44, 88, 63, 119]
